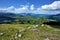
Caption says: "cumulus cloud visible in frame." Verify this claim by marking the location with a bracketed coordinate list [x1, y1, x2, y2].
[30, 4, 35, 10]
[6, 6, 16, 13]
[0, 6, 16, 13]
[0, 4, 37, 13]
[7, 6, 15, 10]
[41, 1, 60, 10]
[15, 5, 29, 13]
[0, 5, 29, 13]
[0, 1, 60, 14]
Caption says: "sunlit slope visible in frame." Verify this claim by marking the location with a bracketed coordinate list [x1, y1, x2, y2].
[0, 24, 60, 40]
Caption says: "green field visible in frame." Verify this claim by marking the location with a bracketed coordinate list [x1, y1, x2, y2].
[0, 24, 60, 40]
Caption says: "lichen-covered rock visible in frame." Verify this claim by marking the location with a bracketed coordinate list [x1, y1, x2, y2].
[0, 33, 4, 36]
[33, 25, 38, 28]
[18, 34, 22, 38]
[27, 26, 31, 29]
[31, 28, 38, 31]
[15, 36, 18, 39]
[44, 37, 49, 40]
[41, 24, 44, 27]
[19, 29, 26, 32]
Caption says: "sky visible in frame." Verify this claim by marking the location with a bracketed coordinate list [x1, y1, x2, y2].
[0, 0, 60, 14]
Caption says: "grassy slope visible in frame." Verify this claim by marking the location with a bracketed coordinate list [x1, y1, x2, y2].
[0, 24, 60, 40]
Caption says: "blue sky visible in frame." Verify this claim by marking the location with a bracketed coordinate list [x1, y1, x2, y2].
[0, 0, 60, 14]
[0, 0, 57, 8]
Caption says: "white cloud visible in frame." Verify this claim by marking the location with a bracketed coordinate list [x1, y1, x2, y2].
[0, 1, 60, 15]
[7, 6, 15, 11]
[30, 4, 35, 10]
[6, 6, 16, 13]
[0, 6, 16, 13]
[0, 5, 36, 13]
[0, 5, 29, 13]
[41, 1, 60, 10]
[15, 5, 29, 13]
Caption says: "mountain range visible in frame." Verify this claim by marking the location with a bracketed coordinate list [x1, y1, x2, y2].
[0, 12, 60, 24]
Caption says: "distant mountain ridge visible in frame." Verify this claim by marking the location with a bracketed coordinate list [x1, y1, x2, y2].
[48, 13, 60, 22]
[0, 12, 60, 23]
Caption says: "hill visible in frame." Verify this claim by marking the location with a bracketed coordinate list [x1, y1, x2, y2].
[0, 24, 60, 40]
[48, 14, 60, 22]
[0, 13, 50, 24]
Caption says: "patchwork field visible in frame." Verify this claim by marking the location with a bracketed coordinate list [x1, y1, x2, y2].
[0, 24, 60, 40]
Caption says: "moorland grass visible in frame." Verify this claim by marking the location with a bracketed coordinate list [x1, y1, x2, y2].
[0, 24, 60, 40]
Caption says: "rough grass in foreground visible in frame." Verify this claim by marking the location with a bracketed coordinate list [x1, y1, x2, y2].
[0, 24, 60, 40]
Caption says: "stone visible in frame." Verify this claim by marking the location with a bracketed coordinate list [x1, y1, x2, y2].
[46, 25, 49, 27]
[44, 37, 49, 40]
[0, 33, 4, 36]
[35, 25, 38, 27]
[14, 33, 18, 39]
[41, 24, 44, 26]
[18, 34, 22, 38]
[33, 25, 38, 28]
[19, 29, 25, 32]
[27, 26, 31, 29]
[15, 36, 18, 39]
